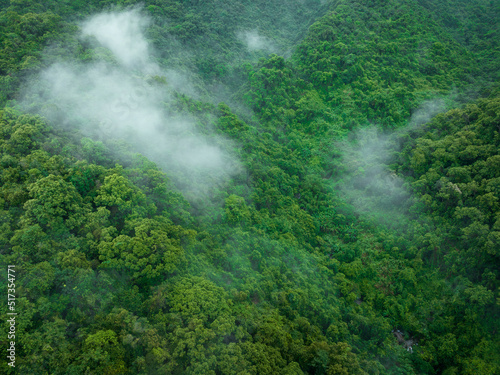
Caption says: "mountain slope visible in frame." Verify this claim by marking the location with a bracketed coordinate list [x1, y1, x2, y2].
[0, 1, 498, 374]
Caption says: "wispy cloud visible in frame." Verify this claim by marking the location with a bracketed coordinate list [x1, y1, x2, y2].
[22, 9, 241, 198]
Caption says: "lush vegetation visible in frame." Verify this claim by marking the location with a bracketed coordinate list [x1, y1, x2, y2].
[0, 0, 499, 374]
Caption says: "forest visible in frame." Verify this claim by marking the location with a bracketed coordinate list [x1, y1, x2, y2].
[0, 0, 498, 374]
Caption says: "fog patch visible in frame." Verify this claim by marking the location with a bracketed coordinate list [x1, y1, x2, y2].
[331, 98, 451, 228]
[408, 98, 447, 128]
[81, 9, 156, 72]
[332, 127, 411, 228]
[21, 9, 241, 199]
[237, 30, 278, 53]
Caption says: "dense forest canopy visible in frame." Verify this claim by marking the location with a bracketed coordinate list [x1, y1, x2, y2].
[0, 0, 499, 374]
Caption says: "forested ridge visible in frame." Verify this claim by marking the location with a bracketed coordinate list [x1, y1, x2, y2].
[0, 0, 498, 374]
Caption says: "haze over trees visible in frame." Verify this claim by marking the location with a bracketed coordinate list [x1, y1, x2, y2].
[0, 0, 499, 374]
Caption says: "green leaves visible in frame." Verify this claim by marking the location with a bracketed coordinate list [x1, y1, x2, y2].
[225, 195, 251, 226]
[78, 330, 127, 375]
[23, 174, 89, 231]
[95, 172, 154, 223]
[98, 217, 188, 280]
[0, 1, 498, 374]
[0, 109, 48, 155]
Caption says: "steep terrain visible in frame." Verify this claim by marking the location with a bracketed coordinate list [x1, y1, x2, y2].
[0, 0, 498, 374]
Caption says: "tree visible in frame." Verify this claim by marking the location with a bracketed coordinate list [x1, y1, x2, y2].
[98, 217, 191, 281]
[22, 174, 89, 231]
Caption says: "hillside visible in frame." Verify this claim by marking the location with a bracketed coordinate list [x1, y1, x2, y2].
[0, 0, 498, 374]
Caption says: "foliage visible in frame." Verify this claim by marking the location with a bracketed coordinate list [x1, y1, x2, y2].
[0, 0, 499, 374]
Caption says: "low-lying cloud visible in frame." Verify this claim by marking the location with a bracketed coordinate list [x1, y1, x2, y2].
[407, 98, 447, 128]
[237, 30, 278, 53]
[331, 99, 451, 228]
[22, 9, 241, 198]
[333, 127, 412, 228]
[81, 9, 154, 72]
